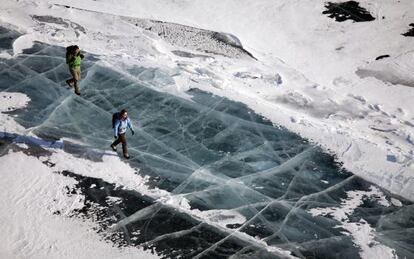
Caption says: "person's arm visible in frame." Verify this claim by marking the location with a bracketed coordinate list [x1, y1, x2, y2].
[127, 118, 134, 135]
[114, 120, 120, 137]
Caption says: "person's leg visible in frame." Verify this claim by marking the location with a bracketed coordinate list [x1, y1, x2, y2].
[119, 133, 129, 158]
[71, 68, 81, 95]
[74, 69, 81, 95]
[66, 68, 75, 87]
[111, 135, 121, 148]
[69, 68, 77, 81]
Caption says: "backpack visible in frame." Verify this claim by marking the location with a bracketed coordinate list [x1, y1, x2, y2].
[66, 45, 80, 61]
[66, 45, 75, 62]
[66, 45, 77, 54]
[112, 112, 120, 128]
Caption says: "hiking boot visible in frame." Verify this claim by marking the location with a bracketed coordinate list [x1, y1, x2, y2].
[66, 80, 73, 88]
[123, 153, 130, 159]
[75, 91, 81, 96]
[110, 144, 117, 151]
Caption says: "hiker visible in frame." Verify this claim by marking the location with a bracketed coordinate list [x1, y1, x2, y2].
[111, 109, 135, 159]
[65, 45, 84, 96]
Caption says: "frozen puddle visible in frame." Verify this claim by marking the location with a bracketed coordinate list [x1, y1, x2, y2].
[1, 29, 414, 259]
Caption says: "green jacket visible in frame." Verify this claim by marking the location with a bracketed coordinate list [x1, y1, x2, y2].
[66, 54, 82, 69]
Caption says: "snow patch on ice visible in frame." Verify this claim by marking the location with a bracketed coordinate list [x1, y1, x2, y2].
[0, 92, 30, 135]
[390, 197, 403, 207]
[15, 142, 29, 149]
[12, 34, 36, 56]
[309, 186, 396, 259]
[49, 148, 168, 198]
[198, 209, 247, 227]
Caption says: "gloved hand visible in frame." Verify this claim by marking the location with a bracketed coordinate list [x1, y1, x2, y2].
[131, 130, 135, 135]
[80, 53, 84, 59]
[114, 135, 117, 139]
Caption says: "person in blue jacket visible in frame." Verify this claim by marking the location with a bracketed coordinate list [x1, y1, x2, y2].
[111, 109, 134, 159]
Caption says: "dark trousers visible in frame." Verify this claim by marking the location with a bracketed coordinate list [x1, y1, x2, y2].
[111, 133, 128, 155]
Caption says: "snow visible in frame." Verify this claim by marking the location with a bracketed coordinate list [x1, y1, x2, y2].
[1, 0, 414, 258]
[0, 93, 29, 135]
[47, 149, 166, 198]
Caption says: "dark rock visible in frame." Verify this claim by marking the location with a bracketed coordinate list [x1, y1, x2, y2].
[375, 55, 390, 60]
[323, 1, 375, 22]
[402, 23, 414, 37]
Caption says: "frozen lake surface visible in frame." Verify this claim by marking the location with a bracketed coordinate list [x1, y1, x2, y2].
[1, 27, 413, 258]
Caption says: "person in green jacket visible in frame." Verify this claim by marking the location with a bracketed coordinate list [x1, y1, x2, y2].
[65, 45, 84, 96]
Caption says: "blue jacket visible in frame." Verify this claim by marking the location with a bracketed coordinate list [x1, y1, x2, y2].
[114, 117, 133, 136]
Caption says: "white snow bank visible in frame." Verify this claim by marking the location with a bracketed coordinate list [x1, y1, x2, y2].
[0, 151, 159, 259]
[357, 51, 414, 87]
